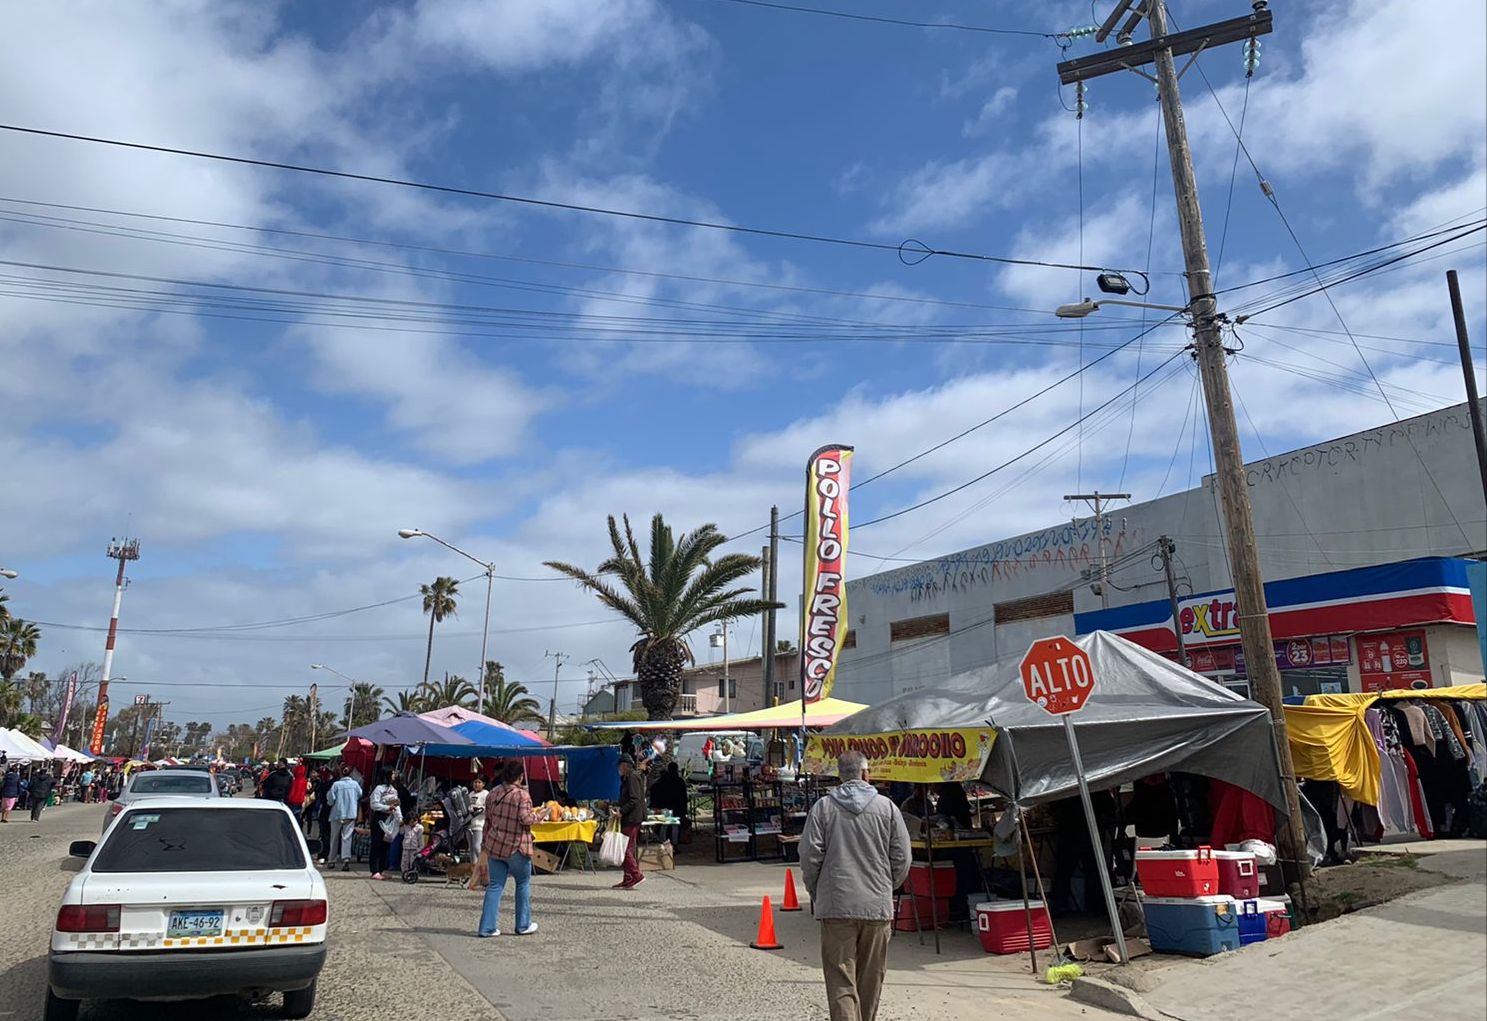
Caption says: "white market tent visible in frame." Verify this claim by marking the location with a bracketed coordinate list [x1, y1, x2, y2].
[0, 727, 55, 763]
[50, 743, 95, 763]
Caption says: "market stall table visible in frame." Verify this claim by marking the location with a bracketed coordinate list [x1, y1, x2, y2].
[532, 818, 599, 872]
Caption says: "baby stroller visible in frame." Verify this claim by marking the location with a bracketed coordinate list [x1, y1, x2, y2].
[401, 788, 473, 883]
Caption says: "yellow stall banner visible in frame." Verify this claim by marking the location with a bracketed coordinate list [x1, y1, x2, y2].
[804, 727, 996, 783]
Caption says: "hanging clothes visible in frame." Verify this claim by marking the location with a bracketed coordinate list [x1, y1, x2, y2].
[1398, 704, 1434, 755]
[1398, 744, 1434, 839]
[1367, 708, 1415, 837]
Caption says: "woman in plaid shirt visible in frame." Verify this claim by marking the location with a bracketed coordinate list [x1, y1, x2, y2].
[477, 760, 543, 937]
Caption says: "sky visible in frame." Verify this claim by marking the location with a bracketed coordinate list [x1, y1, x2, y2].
[1, 0, 1483, 731]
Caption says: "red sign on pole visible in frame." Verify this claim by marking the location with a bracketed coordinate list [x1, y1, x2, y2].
[1020, 637, 1095, 716]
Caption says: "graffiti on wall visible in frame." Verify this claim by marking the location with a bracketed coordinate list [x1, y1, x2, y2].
[1244, 408, 1477, 489]
[861, 518, 1144, 603]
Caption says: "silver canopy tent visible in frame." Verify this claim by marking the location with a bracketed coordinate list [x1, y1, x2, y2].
[822, 631, 1288, 812]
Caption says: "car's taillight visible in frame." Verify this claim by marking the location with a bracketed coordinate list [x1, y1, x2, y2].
[269, 899, 327, 927]
[109, 802, 123, 815]
[56, 904, 121, 933]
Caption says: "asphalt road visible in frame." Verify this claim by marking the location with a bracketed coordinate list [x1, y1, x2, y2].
[2, 799, 1114, 1021]
[0, 797, 501, 1021]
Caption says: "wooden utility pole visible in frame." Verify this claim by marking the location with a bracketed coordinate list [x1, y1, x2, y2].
[1157, 536, 1188, 668]
[1446, 270, 1487, 504]
[1065, 491, 1130, 609]
[1060, 1, 1310, 879]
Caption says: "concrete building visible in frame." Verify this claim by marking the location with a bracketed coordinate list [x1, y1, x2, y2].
[612, 649, 802, 717]
[837, 400, 1486, 704]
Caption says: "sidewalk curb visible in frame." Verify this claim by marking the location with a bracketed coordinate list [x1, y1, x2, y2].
[1068, 976, 1165, 1019]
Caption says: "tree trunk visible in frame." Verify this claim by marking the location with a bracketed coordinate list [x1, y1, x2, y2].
[423, 611, 436, 687]
[638, 642, 686, 719]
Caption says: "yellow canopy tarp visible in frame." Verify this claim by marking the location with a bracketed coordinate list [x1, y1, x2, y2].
[1283, 684, 1486, 805]
[613, 696, 868, 732]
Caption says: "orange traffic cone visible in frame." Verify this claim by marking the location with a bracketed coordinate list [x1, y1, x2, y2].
[750, 895, 784, 950]
[781, 868, 802, 911]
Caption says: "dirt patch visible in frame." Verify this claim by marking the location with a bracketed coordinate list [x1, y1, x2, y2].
[1299, 854, 1452, 923]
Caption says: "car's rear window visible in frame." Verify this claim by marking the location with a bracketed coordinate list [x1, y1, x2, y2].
[94, 808, 305, 872]
[130, 773, 213, 795]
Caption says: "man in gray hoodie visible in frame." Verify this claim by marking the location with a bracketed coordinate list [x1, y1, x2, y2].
[800, 750, 912, 1021]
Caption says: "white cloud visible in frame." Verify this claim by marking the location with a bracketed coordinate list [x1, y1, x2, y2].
[963, 86, 1020, 138]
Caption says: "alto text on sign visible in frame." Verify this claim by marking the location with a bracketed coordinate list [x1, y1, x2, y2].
[1020, 637, 1094, 716]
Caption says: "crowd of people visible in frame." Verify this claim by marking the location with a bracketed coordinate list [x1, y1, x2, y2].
[0, 755, 125, 824]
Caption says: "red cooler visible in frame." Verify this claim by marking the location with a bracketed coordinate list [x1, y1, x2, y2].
[975, 900, 1053, 954]
[1257, 897, 1292, 938]
[894, 895, 951, 931]
[907, 861, 957, 898]
[1212, 851, 1258, 899]
[1135, 846, 1219, 897]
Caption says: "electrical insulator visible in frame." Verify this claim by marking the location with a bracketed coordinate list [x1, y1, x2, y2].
[1243, 38, 1261, 77]
[1063, 24, 1099, 40]
[1075, 81, 1088, 119]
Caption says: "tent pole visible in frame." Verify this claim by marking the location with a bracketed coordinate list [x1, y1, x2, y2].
[1019, 812, 1061, 959]
[1016, 811, 1039, 976]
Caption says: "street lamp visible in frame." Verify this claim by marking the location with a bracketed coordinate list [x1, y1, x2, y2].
[1054, 297, 1191, 319]
[0, 568, 17, 579]
[397, 529, 496, 712]
[710, 625, 732, 712]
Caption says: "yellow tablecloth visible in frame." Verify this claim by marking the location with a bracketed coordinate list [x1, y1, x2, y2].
[531, 819, 599, 844]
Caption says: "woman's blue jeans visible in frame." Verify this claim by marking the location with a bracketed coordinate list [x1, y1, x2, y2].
[479, 851, 533, 936]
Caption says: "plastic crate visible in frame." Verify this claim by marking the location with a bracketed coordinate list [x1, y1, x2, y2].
[1257, 897, 1292, 938]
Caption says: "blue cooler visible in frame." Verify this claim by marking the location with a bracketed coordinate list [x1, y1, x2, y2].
[1142, 895, 1240, 956]
[1236, 899, 1268, 945]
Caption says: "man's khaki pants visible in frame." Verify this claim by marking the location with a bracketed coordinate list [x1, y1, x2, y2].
[820, 918, 892, 1021]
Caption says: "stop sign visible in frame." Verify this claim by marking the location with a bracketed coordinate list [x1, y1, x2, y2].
[1020, 636, 1095, 715]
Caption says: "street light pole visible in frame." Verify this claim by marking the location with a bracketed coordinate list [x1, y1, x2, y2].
[398, 529, 496, 712]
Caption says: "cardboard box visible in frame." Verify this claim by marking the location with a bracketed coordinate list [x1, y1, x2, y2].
[530, 847, 561, 875]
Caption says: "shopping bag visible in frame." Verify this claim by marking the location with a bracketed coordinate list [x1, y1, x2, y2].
[599, 818, 629, 867]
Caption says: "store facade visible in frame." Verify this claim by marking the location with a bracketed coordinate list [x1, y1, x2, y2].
[1073, 557, 1482, 697]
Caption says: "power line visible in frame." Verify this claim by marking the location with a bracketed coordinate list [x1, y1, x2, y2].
[854, 348, 1189, 529]
[0, 195, 1141, 321]
[699, 0, 1059, 37]
[0, 124, 1145, 275]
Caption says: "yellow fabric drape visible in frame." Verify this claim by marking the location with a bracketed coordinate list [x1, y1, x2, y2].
[1283, 684, 1486, 805]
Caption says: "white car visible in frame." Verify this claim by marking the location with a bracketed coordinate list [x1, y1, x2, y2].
[102, 767, 220, 833]
[49, 798, 328, 1021]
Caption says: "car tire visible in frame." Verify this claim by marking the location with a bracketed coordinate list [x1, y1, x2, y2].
[281, 980, 317, 1019]
[43, 989, 80, 1021]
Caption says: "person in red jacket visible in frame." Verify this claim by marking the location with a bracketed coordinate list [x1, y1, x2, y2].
[287, 761, 308, 821]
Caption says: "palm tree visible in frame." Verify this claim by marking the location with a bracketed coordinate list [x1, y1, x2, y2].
[383, 688, 429, 715]
[0, 589, 10, 620]
[280, 695, 310, 754]
[342, 682, 384, 731]
[482, 672, 542, 724]
[0, 680, 23, 726]
[418, 672, 476, 709]
[0, 617, 41, 681]
[419, 576, 460, 687]
[546, 513, 778, 719]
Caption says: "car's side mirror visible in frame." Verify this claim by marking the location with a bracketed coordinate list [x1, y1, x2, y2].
[305, 838, 322, 855]
[68, 840, 96, 859]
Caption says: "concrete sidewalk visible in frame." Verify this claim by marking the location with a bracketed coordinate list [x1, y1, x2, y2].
[1085, 846, 1487, 1021]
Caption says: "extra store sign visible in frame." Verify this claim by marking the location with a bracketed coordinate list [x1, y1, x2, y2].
[1176, 592, 1241, 645]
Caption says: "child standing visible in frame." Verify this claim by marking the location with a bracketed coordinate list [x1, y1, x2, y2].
[399, 806, 425, 875]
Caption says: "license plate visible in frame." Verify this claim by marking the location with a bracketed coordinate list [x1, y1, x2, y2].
[167, 910, 224, 938]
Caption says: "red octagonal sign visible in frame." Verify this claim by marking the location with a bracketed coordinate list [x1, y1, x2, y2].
[1020, 636, 1095, 716]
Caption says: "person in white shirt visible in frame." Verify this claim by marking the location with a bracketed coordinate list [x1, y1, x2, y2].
[368, 769, 401, 881]
[468, 776, 488, 858]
